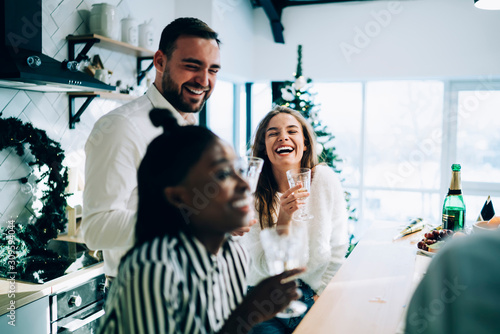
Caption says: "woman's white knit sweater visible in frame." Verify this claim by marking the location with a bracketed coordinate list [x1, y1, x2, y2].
[239, 164, 349, 295]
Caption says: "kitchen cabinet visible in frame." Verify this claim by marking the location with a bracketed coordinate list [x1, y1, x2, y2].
[66, 34, 155, 129]
[0, 296, 50, 334]
[0, 263, 104, 334]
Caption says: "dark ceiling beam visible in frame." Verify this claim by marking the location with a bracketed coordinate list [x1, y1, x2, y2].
[259, 0, 286, 44]
[254, 0, 374, 44]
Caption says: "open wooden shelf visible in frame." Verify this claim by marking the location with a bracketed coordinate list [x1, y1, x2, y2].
[66, 34, 154, 129]
[66, 34, 155, 58]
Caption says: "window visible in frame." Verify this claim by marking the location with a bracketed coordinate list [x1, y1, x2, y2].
[314, 83, 362, 187]
[315, 81, 445, 230]
[250, 82, 272, 139]
[449, 81, 500, 223]
[456, 87, 500, 183]
[207, 80, 234, 146]
[364, 81, 444, 191]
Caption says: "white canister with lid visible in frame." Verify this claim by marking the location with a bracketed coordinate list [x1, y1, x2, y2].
[121, 16, 138, 46]
[89, 3, 118, 39]
[138, 20, 155, 50]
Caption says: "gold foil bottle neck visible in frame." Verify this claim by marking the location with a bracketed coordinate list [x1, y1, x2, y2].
[449, 171, 462, 191]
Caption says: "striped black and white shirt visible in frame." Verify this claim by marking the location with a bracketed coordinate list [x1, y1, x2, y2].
[98, 231, 249, 334]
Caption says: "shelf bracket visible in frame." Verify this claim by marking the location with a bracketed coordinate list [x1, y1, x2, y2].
[68, 37, 101, 62]
[68, 94, 98, 129]
[137, 57, 154, 86]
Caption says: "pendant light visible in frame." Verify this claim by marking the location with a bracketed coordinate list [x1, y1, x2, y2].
[474, 0, 500, 10]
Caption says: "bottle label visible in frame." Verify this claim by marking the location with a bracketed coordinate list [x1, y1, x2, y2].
[442, 214, 455, 230]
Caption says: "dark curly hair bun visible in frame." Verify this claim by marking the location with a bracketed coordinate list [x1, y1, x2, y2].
[149, 108, 180, 132]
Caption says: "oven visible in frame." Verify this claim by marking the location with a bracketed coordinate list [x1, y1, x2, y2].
[50, 274, 106, 333]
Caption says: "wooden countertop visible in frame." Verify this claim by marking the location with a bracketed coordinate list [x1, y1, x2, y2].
[293, 220, 432, 334]
[0, 262, 103, 316]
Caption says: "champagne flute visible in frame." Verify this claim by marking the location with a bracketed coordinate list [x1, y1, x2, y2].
[260, 220, 309, 318]
[237, 156, 264, 194]
[286, 168, 313, 221]
[237, 156, 264, 224]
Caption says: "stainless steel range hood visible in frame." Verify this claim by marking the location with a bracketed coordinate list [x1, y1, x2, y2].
[0, 0, 115, 93]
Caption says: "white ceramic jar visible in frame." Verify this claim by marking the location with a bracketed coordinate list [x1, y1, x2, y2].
[121, 16, 138, 46]
[89, 3, 118, 39]
[138, 21, 155, 50]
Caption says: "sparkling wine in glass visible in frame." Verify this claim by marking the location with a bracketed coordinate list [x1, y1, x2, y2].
[260, 221, 309, 318]
[286, 168, 313, 221]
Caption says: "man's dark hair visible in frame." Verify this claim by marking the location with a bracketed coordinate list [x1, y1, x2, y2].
[158, 17, 220, 58]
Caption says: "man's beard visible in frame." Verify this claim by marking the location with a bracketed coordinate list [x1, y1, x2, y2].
[161, 70, 208, 114]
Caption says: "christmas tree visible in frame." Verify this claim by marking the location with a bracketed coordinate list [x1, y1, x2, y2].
[273, 45, 357, 234]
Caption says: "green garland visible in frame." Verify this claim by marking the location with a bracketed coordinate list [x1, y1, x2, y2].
[0, 113, 70, 282]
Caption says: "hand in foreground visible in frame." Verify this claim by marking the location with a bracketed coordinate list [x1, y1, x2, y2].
[218, 268, 305, 334]
[245, 268, 305, 322]
[231, 218, 257, 236]
[277, 183, 309, 226]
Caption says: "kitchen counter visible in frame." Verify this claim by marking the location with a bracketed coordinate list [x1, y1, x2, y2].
[293, 220, 432, 334]
[0, 262, 103, 316]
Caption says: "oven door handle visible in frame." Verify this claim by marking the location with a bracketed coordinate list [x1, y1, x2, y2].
[61, 309, 105, 332]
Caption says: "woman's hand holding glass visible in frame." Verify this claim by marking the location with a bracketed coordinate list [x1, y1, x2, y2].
[277, 183, 310, 227]
[286, 168, 313, 221]
[242, 268, 305, 323]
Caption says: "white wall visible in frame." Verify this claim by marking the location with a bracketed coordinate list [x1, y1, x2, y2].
[211, 0, 255, 82]
[251, 0, 500, 81]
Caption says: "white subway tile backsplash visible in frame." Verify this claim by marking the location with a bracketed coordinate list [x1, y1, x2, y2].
[22, 103, 54, 139]
[45, 91, 62, 106]
[51, 13, 84, 56]
[51, 94, 68, 118]
[0, 148, 14, 167]
[42, 6, 59, 37]
[0, 189, 32, 226]
[0, 89, 17, 111]
[52, 0, 84, 27]
[43, 0, 64, 15]
[53, 111, 69, 140]
[1, 91, 30, 119]
[116, 2, 131, 22]
[0, 183, 20, 220]
[25, 92, 60, 126]
[42, 26, 60, 57]
[0, 152, 28, 191]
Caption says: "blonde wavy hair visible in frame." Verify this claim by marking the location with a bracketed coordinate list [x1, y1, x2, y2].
[252, 106, 318, 228]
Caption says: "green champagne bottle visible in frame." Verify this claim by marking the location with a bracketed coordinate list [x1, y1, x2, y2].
[442, 164, 466, 231]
